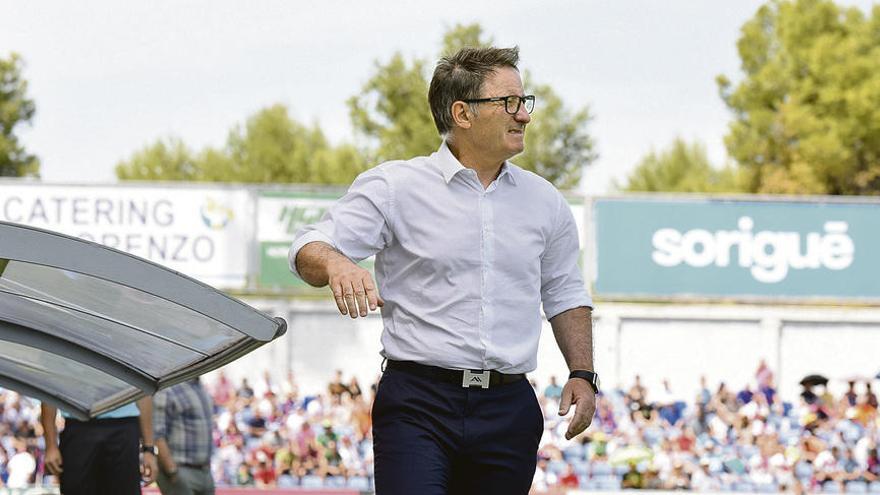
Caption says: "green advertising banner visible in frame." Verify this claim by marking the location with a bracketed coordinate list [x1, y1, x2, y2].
[594, 197, 880, 300]
[257, 189, 373, 290]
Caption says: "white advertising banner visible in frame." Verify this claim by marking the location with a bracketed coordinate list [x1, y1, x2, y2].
[0, 183, 253, 289]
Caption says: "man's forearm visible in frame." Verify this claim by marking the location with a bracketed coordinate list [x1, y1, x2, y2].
[136, 397, 154, 445]
[40, 404, 58, 446]
[156, 438, 176, 473]
[549, 306, 594, 371]
[295, 241, 350, 287]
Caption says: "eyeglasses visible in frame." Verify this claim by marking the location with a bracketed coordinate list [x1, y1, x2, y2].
[462, 94, 536, 115]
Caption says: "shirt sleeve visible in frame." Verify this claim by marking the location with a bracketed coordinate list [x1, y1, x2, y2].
[152, 390, 170, 441]
[288, 166, 394, 280]
[540, 193, 593, 319]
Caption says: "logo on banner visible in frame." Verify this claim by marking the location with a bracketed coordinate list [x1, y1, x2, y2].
[200, 198, 234, 230]
[651, 217, 854, 283]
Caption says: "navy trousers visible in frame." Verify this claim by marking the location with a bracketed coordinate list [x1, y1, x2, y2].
[372, 367, 544, 495]
[59, 417, 141, 495]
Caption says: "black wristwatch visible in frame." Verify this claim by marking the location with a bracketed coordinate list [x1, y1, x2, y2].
[569, 370, 600, 394]
[141, 444, 158, 455]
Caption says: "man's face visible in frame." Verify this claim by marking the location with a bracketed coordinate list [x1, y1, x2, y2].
[469, 67, 531, 162]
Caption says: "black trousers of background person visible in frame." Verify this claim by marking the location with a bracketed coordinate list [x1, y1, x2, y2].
[59, 416, 141, 495]
[372, 366, 544, 495]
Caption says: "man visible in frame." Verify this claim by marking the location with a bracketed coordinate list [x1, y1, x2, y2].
[289, 46, 597, 494]
[152, 378, 215, 495]
[40, 397, 157, 495]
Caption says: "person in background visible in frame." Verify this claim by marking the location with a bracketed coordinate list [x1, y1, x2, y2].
[153, 378, 215, 495]
[40, 397, 156, 495]
[543, 376, 563, 401]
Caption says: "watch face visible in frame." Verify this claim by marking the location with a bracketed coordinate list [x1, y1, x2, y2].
[594, 375, 601, 391]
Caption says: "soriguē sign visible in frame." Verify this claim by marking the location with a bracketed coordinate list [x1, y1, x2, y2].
[0, 182, 253, 289]
[593, 196, 880, 300]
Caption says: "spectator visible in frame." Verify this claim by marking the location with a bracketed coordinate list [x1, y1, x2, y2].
[327, 370, 348, 399]
[737, 383, 754, 405]
[153, 378, 215, 495]
[543, 376, 563, 400]
[865, 383, 879, 409]
[5, 438, 35, 489]
[234, 462, 254, 486]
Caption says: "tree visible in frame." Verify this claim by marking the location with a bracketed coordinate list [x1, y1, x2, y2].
[621, 138, 741, 193]
[0, 53, 40, 177]
[348, 23, 596, 189]
[718, 0, 880, 195]
[114, 137, 199, 181]
[116, 105, 368, 184]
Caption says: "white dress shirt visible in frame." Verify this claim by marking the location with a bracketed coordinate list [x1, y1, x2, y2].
[289, 141, 591, 373]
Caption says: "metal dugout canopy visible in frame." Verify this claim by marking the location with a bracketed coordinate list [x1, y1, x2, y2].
[0, 220, 286, 419]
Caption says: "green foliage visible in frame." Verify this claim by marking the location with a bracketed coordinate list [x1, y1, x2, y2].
[349, 23, 597, 189]
[719, 0, 880, 195]
[0, 53, 40, 177]
[116, 105, 368, 184]
[118, 23, 596, 188]
[114, 137, 198, 181]
[519, 77, 597, 190]
[622, 138, 742, 193]
[347, 54, 439, 162]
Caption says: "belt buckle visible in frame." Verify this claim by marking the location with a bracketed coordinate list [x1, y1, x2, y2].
[462, 370, 490, 389]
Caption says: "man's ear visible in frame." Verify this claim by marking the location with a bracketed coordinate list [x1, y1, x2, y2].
[450, 101, 473, 130]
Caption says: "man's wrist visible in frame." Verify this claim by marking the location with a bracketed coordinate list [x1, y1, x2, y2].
[141, 444, 158, 455]
[569, 370, 600, 394]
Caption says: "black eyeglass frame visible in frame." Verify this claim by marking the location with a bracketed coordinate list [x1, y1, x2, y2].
[462, 94, 536, 115]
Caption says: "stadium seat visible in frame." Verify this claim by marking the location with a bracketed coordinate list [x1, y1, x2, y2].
[795, 460, 813, 479]
[868, 481, 880, 493]
[325, 475, 346, 487]
[578, 474, 591, 489]
[300, 475, 324, 488]
[591, 461, 613, 476]
[277, 474, 298, 487]
[572, 459, 589, 476]
[563, 443, 585, 461]
[733, 481, 755, 492]
[848, 481, 869, 494]
[547, 460, 567, 475]
[347, 476, 371, 490]
[822, 482, 842, 493]
[756, 482, 779, 493]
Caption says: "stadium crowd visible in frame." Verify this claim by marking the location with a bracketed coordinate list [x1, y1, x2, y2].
[1, 361, 879, 493]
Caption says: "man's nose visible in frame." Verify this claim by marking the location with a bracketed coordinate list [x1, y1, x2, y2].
[514, 103, 531, 123]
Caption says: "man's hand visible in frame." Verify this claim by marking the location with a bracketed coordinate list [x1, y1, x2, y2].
[141, 451, 157, 484]
[327, 258, 384, 318]
[44, 444, 63, 476]
[558, 378, 597, 440]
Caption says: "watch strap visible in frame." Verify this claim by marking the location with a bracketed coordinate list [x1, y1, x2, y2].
[569, 370, 600, 394]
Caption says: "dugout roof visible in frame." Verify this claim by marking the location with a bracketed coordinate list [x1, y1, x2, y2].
[0, 220, 286, 419]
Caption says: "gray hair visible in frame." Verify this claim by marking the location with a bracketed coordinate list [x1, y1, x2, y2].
[428, 46, 520, 136]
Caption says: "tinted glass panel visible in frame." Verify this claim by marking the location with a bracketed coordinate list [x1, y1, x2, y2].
[0, 341, 134, 414]
[0, 293, 201, 376]
[0, 259, 241, 354]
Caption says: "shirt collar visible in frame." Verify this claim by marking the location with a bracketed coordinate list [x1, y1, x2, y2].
[435, 140, 518, 186]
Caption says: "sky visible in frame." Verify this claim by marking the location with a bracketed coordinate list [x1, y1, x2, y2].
[2, 0, 876, 194]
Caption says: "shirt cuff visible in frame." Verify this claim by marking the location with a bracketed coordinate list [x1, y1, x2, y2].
[288, 231, 337, 281]
[544, 294, 594, 321]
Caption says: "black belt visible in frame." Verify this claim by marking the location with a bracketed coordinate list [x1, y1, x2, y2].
[386, 360, 525, 389]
